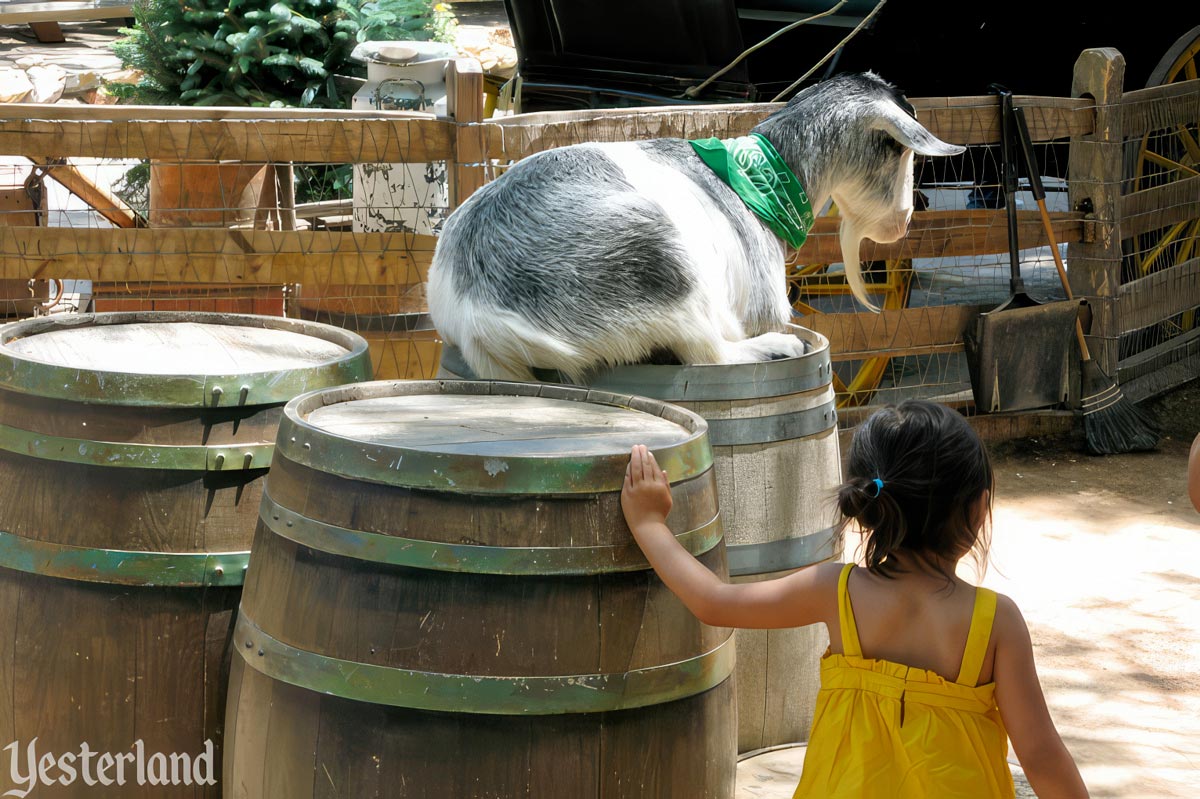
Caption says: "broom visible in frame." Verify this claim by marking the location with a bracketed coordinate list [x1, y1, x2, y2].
[1011, 105, 1160, 454]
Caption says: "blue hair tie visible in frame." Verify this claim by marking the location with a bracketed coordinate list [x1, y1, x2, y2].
[869, 478, 884, 498]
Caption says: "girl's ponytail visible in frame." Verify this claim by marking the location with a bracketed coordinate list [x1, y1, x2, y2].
[836, 400, 994, 580]
[836, 475, 908, 574]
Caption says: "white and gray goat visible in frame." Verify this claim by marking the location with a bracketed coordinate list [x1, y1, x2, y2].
[428, 72, 964, 381]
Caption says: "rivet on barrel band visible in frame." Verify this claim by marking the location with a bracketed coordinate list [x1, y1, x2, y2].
[0, 423, 274, 471]
[233, 612, 735, 715]
[258, 491, 723, 575]
[0, 529, 249, 587]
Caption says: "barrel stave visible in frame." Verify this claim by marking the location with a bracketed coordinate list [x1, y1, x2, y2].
[0, 572, 236, 798]
[0, 450, 264, 555]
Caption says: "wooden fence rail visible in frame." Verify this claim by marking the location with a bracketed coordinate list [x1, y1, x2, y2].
[477, 95, 1094, 161]
[0, 115, 453, 163]
[0, 227, 436, 285]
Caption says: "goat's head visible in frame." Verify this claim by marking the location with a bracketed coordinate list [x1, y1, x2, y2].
[756, 72, 965, 312]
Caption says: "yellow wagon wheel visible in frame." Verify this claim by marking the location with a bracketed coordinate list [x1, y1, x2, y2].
[1128, 25, 1200, 336]
[786, 207, 914, 408]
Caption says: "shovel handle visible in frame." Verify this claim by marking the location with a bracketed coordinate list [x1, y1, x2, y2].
[1012, 107, 1045, 203]
[1033, 196, 1090, 358]
[991, 85, 1024, 294]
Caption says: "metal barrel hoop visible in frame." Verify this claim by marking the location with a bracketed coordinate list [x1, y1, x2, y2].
[233, 612, 734, 715]
[259, 490, 723, 576]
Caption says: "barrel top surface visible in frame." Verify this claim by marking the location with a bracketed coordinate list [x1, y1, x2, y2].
[5, 321, 350, 374]
[276, 380, 714, 494]
[0, 312, 371, 407]
[305, 394, 692, 457]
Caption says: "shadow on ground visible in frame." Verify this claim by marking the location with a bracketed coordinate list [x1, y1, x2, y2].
[977, 380, 1199, 798]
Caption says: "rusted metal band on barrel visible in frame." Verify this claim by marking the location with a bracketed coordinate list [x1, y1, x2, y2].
[727, 528, 840, 578]
[0, 312, 372, 408]
[439, 328, 833, 401]
[234, 612, 734, 715]
[259, 491, 722, 575]
[0, 529, 248, 586]
[0, 423, 274, 471]
[277, 380, 713, 495]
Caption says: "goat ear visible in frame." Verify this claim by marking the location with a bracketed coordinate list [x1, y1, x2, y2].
[872, 102, 966, 156]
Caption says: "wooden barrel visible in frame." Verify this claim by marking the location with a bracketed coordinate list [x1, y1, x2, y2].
[438, 324, 842, 752]
[225, 380, 736, 799]
[0, 312, 370, 798]
[298, 309, 442, 380]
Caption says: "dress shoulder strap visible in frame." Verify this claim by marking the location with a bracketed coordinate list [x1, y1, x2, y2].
[955, 587, 998, 686]
[837, 563, 863, 658]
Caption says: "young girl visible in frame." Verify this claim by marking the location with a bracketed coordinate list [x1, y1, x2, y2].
[622, 399, 1089, 799]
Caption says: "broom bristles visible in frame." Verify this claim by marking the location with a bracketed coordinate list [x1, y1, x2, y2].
[1080, 359, 1160, 455]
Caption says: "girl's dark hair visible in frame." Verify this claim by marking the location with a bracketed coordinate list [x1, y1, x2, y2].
[836, 400, 994, 580]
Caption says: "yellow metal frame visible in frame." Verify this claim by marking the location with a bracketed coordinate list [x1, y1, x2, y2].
[1132, 36, 1200, 333]
[788, 256, 914, 408]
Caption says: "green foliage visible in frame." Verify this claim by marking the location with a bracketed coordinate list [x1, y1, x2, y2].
[112, 161, 151, 219]
[338, 0, 457, 45]
[113, 0, 458, 108]
[294, 163, 353, 204]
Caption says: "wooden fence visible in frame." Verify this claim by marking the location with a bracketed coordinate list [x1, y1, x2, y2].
[0, 48, 1194, 439]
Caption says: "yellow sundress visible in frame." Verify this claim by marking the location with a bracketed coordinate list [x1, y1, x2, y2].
[793, 563, 1015, 798]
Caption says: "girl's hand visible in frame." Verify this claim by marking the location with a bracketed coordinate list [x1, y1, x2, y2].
[621, 445, 673, 529]
[618, 444, 838, 632]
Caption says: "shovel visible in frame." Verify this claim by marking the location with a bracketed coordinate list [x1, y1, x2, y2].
[964, 86, 1081, 413]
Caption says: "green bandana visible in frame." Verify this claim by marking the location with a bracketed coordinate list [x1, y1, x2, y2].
[688, 132, 815, 249]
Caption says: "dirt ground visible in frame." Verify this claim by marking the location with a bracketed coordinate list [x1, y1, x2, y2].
[978, 381, 1200, 798]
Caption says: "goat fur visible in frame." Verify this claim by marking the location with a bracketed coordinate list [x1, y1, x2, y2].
[428, 72, 964, 381]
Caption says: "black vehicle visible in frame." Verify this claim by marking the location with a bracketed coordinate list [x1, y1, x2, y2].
[503, 0, 1198, 109]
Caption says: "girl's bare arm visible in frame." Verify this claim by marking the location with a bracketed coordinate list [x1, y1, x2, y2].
[620, 445, 837, 630]
[993, 595, 1090, 799]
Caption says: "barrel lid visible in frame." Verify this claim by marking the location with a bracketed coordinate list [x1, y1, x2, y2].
[0, 312, 371, 407]
[276, 380, 713, 494]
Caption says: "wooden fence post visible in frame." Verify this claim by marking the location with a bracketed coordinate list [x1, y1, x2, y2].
[446, 58, 486, 209]
[1068, 47, 1126, 377]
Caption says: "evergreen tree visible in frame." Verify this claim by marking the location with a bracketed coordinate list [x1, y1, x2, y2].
[114, 0, 456, 107]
